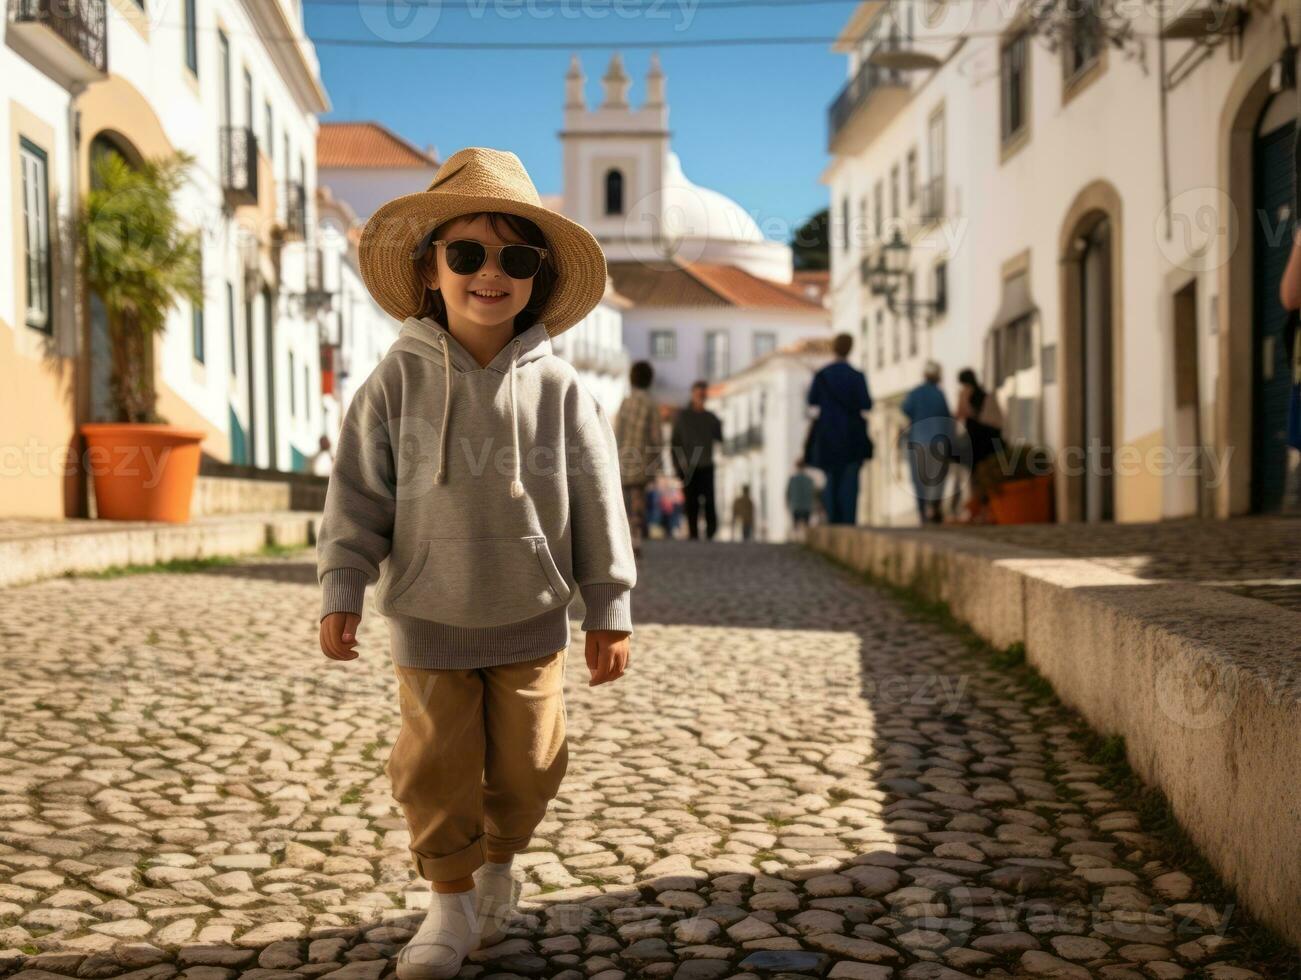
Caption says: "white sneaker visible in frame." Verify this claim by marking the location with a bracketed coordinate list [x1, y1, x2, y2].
[396, 889, 480, 980]
[472, 861, 519, 948]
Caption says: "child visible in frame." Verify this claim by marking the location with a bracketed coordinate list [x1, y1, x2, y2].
[316, 148, 636, 980]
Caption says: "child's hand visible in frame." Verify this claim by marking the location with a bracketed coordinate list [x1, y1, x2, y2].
[585, 630, 631, 686]
[320, 612, 362, 661]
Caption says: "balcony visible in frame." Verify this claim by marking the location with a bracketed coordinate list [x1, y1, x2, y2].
[8, 0, 107, 86]
[827, 52, 909, 154]
[283, 181, 307, 240]
[920, 175, 945, 225]
[220, 127, 259, 207]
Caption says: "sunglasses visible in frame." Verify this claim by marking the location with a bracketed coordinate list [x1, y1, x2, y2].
[415, 236, 549, 280]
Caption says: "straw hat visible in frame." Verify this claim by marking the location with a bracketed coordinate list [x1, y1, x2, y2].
[357, 147, 607, 336]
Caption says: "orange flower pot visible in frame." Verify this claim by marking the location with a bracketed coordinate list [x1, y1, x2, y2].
[988, 474, 1054, 525]
[80, 423, 206, 523]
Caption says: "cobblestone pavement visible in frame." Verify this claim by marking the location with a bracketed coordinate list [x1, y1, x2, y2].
[949, 517, 1301, 613]
[0, 541, 1291, 979]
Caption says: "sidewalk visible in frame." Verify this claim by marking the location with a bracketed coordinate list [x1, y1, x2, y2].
[0, 512, 321, 588]
[807, 517, 1301, 948]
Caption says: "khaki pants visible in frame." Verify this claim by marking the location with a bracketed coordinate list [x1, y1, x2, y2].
[385, 648, 569, 881]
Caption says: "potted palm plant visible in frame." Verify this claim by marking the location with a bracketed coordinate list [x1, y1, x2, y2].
[78, 150, 206, 522]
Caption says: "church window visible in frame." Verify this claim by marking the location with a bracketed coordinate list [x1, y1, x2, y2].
[604, 169, 625, 215]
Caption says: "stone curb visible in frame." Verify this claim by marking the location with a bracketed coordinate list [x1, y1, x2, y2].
[807, 524, 1301, 948]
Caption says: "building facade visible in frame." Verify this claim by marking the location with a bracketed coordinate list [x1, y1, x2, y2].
[825, 0, 1301, 524]
[561, 53, 831, 409]
[3, 0, 330, 515]
[710, 337, 834, 542]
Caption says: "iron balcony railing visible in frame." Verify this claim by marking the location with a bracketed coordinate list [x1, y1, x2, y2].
[10, 0, 107, 72]
[920, 175, 946, 224]
[283, 181, 307, 239]
[220, 126, 259, 206]
[826, 49, 904, 149]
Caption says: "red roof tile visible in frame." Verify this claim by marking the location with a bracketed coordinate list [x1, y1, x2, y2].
[606, 260, 825, 311]
[318, 122, 440, 169]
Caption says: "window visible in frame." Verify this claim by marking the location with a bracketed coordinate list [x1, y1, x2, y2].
[303, 361, 310, 417]
[20, 139, 51, 332]
[288, 349, 296, 417]
[264, 101, 273, 164]
[1063, 0, 1102, 81]
[184, 0, 198, 75]
[704, 331, 730, 380]
[934, 261, 948, 316]
[1000, 32, 1029, 145]
[891, 312, 901, 363]
[890, 164, 900, 219]
[753, 332, 776, 360]
[243, 68, 253, 129]
[907, 273, 918, 356]
[218, 31, 231, 126]
[192, 255, 206, 362]
[650, 329, 676, 359]
[604, 169, 624, 215]
[857, 197, 867, 251]
[841, 196, 850, 250]
[875, 309, 884, 369]
[226, 282, 237, 376]
[873, 180, 883, 236]
[906, 149, 918, 206]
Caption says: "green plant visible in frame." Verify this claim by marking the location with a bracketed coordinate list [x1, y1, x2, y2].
[80, 149, 202, 423]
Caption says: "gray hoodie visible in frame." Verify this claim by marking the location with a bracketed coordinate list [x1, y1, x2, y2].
[317, 316, 636, 669]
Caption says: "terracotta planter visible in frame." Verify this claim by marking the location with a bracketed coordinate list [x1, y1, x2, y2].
[988, 474, 1054, 525]
[80, 423, 206, 523]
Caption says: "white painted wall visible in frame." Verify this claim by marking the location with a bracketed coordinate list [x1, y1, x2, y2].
[319, 164, 437, 222]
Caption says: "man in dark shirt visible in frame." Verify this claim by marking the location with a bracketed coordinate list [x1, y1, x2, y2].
[670, 380, 724, 540]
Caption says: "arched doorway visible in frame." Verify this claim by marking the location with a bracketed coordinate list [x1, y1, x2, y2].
[1059, 185, 1122, 523]
[85, 132, 146, 423]
[1250, 92, 1297, 513]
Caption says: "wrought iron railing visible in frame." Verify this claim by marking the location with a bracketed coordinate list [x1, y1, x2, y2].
[10, 0, 107, 72]
[920, 175, 945, 224]
[826, 49, 904, 149]
[220, 126, 259, 206]
[284, 181, 307, 239]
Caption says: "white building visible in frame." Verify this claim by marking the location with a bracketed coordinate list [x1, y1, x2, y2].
[315, 186, 400, 441]
[825, 0, 1301, 524]
[3, 0, 330, 515]
[317, 121, 439, 222]
[710, 337, 834, 542]
[560, 53, 831, 409]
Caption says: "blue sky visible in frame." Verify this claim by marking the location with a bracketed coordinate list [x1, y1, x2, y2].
[304, 0, 851, 239]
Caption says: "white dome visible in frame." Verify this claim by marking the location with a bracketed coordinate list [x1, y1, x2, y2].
[662, 151, 765, 245]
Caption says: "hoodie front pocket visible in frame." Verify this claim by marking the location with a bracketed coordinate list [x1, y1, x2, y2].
[385, 535, 572, 628]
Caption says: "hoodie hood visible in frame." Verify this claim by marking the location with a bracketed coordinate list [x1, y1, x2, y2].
[386, 317, 555, 495]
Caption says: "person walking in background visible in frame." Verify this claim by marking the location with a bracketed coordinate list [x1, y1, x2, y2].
[731, 484, 756, 541]
[954, 368, 1005, 520]
[901, 360, 956, 525]
[670, 380, 724, 540]
[805, 333, 873, 525]
[613, 360, 662, 559]
[786, 459, 816, 540]
[310, 434, 335, 477]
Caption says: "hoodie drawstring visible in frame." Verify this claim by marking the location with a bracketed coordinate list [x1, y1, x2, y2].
[509, 338, 524, 498]
[434, 331, 452, 485]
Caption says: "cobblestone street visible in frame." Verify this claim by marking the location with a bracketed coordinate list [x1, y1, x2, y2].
[0, 541, 1290, 979]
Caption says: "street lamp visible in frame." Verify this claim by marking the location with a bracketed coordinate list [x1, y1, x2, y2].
[870, 228, 942, 326]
